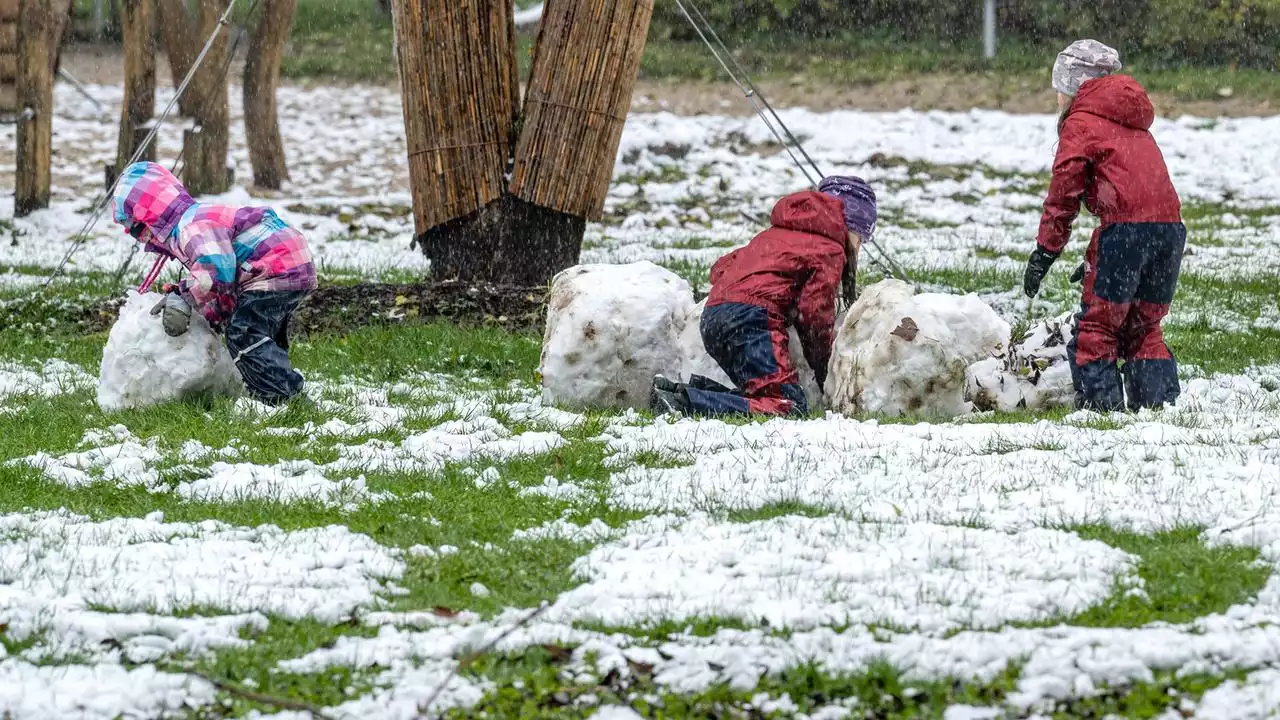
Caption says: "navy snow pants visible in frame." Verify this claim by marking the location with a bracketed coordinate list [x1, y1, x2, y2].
[684, 302, 808, 417]
[1069, 222, 1185, 412]
[226, 290, 309, 405]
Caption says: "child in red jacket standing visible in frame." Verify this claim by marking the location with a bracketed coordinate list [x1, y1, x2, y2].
[651, 176, 875, 417]
[1023, 40, 1185, 412]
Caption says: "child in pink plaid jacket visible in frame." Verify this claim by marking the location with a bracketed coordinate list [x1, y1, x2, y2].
[112, 161, 318, 405]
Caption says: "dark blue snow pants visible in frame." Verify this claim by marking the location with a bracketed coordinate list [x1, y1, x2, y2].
[1068, 222, 1185, 412]
[226, 290, 309, 405]
[684, 302, 808, 417]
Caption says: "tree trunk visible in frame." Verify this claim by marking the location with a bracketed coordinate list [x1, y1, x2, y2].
[180, 0, 230, 195]
[0, 0, 15, 113]
[114, 0, 155, 173]
[15, 0, 54, 216]
[155, 0, 196, 116]
[242, 0, 295, 189]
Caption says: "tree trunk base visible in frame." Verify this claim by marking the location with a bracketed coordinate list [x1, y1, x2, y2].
[417, 194, 585, 287]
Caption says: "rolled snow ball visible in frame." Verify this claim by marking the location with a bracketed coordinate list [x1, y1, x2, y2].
[825, 280, 1008, 418]
[540, 262, 693, 410]
[97, 291, 244, 411]
[1052, 39, 1121, 96]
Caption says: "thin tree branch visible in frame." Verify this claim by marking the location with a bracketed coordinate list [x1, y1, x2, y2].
[414, 602, 551, 719]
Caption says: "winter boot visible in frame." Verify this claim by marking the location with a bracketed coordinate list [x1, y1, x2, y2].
[650, 375, 690, 416]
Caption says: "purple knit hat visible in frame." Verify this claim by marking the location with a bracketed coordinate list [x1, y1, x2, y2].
[818, 175, 877, 240]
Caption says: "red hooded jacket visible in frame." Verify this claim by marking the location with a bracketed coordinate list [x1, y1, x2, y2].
[1037, 74, 1182, 255]
[707, 191, 847, 381]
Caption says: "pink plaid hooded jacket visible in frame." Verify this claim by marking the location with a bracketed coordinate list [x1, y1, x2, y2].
[111, 162, 317, 326]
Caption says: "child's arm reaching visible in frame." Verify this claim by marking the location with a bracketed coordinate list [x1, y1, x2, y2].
[174, 220, 239, 328]
[1037, 118, 1094, 255]
[794, 245, 844, 389]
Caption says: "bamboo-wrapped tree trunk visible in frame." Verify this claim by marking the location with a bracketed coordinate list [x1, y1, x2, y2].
[114, 0, 155, 173]
[0, 0, 16, 113]
[398, 0, 653, 287]
[243, 0, 296, 189]
[15, 0, 54, 216]
[180, 0, 232, 194]
[393, 0, 523, 281]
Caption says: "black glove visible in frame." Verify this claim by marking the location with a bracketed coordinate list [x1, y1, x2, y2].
[1023, 248, 1059, 298]
[1069, 262, 1085, 284]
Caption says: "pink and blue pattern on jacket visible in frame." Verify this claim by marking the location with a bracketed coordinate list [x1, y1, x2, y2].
[112, 162, 317, 327]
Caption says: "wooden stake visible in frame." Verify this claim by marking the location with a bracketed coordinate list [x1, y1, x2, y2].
[15, 0, 54, 216]
[243, 0, 296, 190]
[115, 0, 155, 173]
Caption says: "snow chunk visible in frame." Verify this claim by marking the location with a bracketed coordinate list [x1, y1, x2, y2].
[547, 515, 1136, 633]
[826, 280, 1009, 417]
[540, 262, 693, 410]
[97, 291, 243, 411]
[176, 460, 382, 507]
[966, 314, 1076, 412]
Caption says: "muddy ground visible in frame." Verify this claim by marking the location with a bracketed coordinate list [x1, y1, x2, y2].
[71, 280, 551, 336]
[60, 45, 1276, 118]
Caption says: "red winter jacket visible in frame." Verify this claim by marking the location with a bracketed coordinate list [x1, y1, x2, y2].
[1037, 74, 1182, 255]
[707, 190, 847, 381]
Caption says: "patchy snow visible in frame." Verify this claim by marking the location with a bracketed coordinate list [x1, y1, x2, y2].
[0, 358, 95, 403]
[826, 280, 1009, 417]
[97, 291, 243, 411]
[512, 517, 615, 544]
[175, 460, 384, 508]
[541, 262, 693, 410]
[547, 514, 1137, 633]
[600, 372, 1280, 524]
[0, 661, 216, 719]
[0, 510, 402, 665]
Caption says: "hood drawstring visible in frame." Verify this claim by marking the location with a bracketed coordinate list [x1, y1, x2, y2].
[139, 255, 169, 294]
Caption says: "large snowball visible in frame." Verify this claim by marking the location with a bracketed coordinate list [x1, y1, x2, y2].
[825, 279, 1009, 417]
[97, 292, 244, 411]
[966, 313, 1076, 412]
[540, 262, 693, 410]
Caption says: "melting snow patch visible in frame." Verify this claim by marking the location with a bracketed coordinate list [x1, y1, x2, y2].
[97, 292, 244, 411]
[0, 660, 216, 719]
[0, 510, 403, 663]
[512, 517, 615, 544]
[0, 358, 94, 402]
[175, 460, 385, 508]
[546, 515, 1137, 633]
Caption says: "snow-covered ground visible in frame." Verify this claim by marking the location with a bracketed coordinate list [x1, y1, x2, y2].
[1, 81, 1279, 718]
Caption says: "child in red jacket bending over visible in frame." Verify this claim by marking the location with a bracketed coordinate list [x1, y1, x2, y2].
[651, 176, 875, 417]
[1022, 40, 1185, 412]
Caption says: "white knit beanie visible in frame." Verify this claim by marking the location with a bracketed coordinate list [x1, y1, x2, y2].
[1052, 39, 1122, 96]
